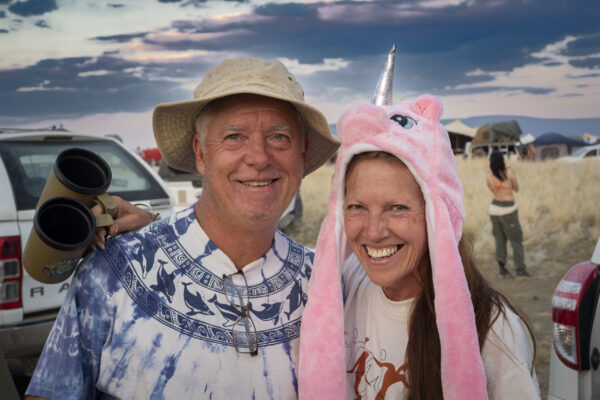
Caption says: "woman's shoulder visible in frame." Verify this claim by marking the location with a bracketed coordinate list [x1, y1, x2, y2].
[482, 303, 540, 398]
[484, 302, 535, 367]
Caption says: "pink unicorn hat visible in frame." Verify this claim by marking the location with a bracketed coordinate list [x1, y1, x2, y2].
[298, 46, 488, 399]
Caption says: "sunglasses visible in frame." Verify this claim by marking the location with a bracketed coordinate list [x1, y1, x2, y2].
[222, 271, 259, 356]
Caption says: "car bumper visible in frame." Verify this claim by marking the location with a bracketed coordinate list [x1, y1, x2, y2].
[0, 311, 58, 358]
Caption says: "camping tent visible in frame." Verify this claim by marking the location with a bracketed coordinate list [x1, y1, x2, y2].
[531, 132, 591, 160]
[472, 120, 522, 146]
[444, 119, 476, 154]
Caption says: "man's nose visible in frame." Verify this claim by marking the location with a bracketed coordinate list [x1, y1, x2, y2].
[244, 136, 271, 169]
[364, 212, 389, 241]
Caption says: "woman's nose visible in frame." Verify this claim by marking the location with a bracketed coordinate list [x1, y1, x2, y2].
[364, 212, 389, 240]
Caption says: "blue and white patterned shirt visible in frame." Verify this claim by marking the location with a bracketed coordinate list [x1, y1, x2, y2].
[26, 206, 313, 400]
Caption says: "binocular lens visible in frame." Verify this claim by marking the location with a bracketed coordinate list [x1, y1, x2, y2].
[36, 198, 95, 250]
[55, 148, 112, 194]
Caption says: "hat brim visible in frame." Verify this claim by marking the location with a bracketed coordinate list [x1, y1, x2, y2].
[153, 87, 340, 176]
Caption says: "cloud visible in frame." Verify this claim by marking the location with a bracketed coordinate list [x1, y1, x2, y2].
[567, 72, 600, 79]
[562, 33, 600, 57]
[569, 57, 600, 69]
[277, 57, 350, 75]
[8, 0, 57, 17]
[34, 19, 49, 28]
[92, 32, 149, 43]
[0, 55, 190, 119]
[1, 0, 599, 123]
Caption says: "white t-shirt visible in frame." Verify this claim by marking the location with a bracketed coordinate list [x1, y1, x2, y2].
[343, 254, 541, 400]
[27, 206, 313, 400]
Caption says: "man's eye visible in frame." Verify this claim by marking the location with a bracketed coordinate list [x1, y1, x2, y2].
[269, 132, 292, 149]
[390, 114, 417, 129]
[392, 205, 408, 212]
[225, 133, 241, 141]
[271, 133, 291, 143]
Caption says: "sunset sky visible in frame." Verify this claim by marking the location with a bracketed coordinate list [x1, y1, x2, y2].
[1, 0, 598, 148]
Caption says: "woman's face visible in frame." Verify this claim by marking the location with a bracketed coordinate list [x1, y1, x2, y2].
[344, 157, 428, 301]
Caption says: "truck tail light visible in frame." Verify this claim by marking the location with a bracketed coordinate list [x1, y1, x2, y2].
[0, 236, 22, 309]
[552, 261, 599, 370]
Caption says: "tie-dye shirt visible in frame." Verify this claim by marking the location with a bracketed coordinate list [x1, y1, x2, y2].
[26, 206, 313, 400]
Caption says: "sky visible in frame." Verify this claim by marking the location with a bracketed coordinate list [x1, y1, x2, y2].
[0, 0, 599, 149]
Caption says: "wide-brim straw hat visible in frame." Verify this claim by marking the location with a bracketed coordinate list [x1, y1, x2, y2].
[153, 57, 340, 175]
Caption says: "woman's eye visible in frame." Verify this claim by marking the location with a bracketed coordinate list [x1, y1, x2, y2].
[345, 204, 365, 214]
[390, 114, 417, 129]
[392, 205, 408, 212]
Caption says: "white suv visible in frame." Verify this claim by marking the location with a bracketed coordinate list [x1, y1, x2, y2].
[549, 236, 600, 399]
[0, 127, 176, 361]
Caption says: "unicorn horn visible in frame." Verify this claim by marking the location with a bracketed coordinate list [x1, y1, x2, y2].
[372, 44, 397, 106]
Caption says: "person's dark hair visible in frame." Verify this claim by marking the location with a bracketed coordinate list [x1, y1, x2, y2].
[405, 236, 536, 400]
[490, 150, 507, 181]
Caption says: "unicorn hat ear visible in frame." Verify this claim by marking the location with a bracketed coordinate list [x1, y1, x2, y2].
[372, 44, 396, 106]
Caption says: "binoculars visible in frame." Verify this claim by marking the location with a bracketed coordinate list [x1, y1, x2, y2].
[23, 148, 117, 284]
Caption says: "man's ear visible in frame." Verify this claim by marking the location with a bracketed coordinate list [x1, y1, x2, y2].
[193, 135, 206, 175]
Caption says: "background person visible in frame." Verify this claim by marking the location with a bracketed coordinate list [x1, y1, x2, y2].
[486, 150, 531, 277]
[25, 57, 338, 400]
[298, 96, 540, 399]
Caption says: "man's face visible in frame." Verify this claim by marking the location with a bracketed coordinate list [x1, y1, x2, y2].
[194, 95, 305, 228]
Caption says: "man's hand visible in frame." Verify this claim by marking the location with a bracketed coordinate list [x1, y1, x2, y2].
[90, 195, 153, 250]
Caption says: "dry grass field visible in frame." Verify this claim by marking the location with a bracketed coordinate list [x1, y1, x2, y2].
[285, 157, 600, 399]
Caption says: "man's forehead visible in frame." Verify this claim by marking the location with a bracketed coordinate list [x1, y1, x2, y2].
[211, 97, 300, 127]
[222, 123, 293, 131]
[212, 94, 295, 114]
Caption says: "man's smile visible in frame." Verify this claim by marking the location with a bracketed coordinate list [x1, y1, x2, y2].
[238, 179, 278, 187]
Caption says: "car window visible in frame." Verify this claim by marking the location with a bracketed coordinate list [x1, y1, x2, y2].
[0, 139, 169, 210]
[571, 147, 588, 157]
[157, 159, 203, 187]
[584, 149, 598, 157]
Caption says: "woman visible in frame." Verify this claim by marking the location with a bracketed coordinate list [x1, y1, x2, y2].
[486, 150, 530, 277]
[298, 95, 539, 399]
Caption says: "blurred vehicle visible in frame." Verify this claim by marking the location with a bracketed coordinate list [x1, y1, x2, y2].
[0, 127, 176, 363]
[559, 143, 600, 163]
[548, 236, 600, 399]
[464, 141, 522, 160]
[157, 159, 303, 229]
[141, 147, 162, 166]
[464, 119, 523, 160]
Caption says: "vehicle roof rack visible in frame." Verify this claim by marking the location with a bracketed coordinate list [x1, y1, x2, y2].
[0, 125, 70, 134]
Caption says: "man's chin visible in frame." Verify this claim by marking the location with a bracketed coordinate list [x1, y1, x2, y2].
[239, 209, 282, 226]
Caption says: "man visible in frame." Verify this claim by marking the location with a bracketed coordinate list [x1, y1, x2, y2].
[26, 58, 338, 399]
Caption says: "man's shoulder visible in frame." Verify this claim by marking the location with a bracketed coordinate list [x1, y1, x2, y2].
[275, 229, 315, 257]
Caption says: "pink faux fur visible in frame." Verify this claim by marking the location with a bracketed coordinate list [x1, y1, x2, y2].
[298, 95, 488, 399]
